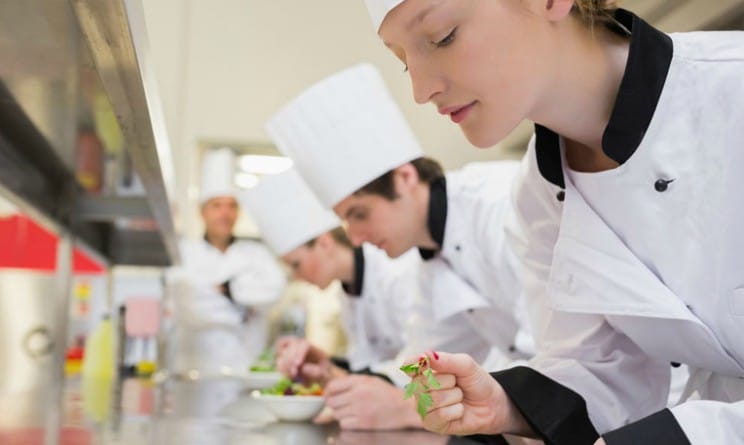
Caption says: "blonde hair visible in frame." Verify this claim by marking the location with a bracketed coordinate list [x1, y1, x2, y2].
[572, 0, 620, 26]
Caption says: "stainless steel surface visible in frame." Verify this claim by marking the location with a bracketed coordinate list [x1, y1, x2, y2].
[0, 270, 59, 430]
[0, 0, 179, 266]
[46, 233, 74, 445]
[71, 0, 180, 266]
[77, 196, 153, 222]
[52, 375, 480, 445]
[0, 1, 81, 171]
[108, 228, 172, 266]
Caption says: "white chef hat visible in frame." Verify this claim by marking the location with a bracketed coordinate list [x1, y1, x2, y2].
[364, 0, 405, 31]
[266, 63, 423, 208]
[239, 169, 341, 255]
[199, 147, 237, 204]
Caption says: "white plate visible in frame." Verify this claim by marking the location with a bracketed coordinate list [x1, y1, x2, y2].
[252, 394, 325, 422]
[243, 371, 284, 389]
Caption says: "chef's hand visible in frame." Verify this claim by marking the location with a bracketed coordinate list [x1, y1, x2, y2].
[275, 336, 346, 384]
[402, 352, 534, 437]
[594, 439, 606, 445]
[314, 374, 422, 430]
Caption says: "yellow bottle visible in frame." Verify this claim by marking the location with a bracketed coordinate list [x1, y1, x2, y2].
[82, 315, 115, 423]
[82, 315, 115, 379]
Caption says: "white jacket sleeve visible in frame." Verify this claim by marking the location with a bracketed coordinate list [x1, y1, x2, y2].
[338, 293, 366, 372]
[493, 146, 671, 443]
[476, 163, 536, 357]
[228, 243, 287, 307]
[377, 252, 420, 349]
[671, 399, 744, 444]
[369, 259, 495, 387]
[165, 268, 242, 326]
[369, 298, 494, 388]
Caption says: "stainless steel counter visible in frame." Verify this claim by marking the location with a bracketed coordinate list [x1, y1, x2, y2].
[47, 375, 498, 445]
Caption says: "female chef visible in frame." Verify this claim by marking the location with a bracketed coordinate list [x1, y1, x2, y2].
[366, 0, 744, 443]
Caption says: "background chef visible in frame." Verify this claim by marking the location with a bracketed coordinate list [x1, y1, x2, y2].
[166, 147, 286, 375]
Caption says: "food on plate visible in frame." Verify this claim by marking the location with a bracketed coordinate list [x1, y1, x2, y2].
[261, 377, 323, 396]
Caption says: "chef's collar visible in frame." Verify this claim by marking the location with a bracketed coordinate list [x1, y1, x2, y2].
[342, 246, 365, 297]
[203, 233, 237, 248]
[535, 8, 673, 188]
[419, 176, 447, 260]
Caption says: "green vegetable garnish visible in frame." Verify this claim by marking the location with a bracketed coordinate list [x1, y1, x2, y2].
[250, 348, 276, 372]
[261, 377, 292, 395]
[400, 363, 421, 374]
[260, 377, 323, 396]
[400, 355, 440, 419]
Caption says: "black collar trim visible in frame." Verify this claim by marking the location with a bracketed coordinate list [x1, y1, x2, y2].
[535, 8, 673, 188]
[342, 247, 365, 297]
[419, 176, 448, 260]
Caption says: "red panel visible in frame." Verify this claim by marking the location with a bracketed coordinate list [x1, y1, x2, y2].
[0, 214, 104, 273]
[73, 249, 105, 274]
[0, 427, 92, 445]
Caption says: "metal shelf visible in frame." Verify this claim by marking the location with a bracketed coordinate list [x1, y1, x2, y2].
[0, 0, 179, 267]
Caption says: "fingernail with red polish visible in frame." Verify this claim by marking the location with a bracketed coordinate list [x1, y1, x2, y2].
[432, 351, 440, 360]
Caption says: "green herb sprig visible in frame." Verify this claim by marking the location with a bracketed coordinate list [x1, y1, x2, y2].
[400, 355, 441, 418]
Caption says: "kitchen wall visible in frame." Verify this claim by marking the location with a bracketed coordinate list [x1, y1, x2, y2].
[140, 0, 744, 239]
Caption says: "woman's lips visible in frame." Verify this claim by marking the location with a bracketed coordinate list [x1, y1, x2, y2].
[439, 102, 476, 124]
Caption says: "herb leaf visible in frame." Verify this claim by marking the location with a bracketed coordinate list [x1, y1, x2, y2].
[417, 392, 434, 418]
[400, 355, 442, 419]
[404, 381, 418, 399]
[400, 363, 420, 374]
[424, 368, 440, 390]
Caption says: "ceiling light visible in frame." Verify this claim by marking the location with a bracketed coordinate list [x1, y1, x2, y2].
[239, 155, 293, 175]
[235, 172, 260, 189]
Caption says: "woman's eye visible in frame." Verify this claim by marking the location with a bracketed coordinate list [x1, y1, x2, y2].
[435, 27, 457, 48]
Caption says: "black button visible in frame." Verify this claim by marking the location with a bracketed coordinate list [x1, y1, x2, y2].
[671, 362, 681, 368]
[467, 308, 475, 313]
[455, 245, 461, 252]
[654, 178, 675, 192]
[508, 345, 516, 353]
[556, 190, 565, 202]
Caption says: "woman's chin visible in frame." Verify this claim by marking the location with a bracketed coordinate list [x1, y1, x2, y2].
[463, 128, 503, 149]
[461, 119, 521, 149]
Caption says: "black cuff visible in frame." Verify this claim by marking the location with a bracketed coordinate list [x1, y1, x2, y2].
[329, 358, 393, 384]
[603, 409, 690, 445]
[352, 367, 393, 384]
[330, 356, 350, 371]
[221, 280, 233, 301]
[490, 366, 599, 445]
[447, 434, 509, 445]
